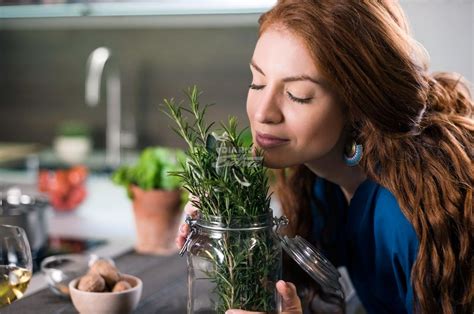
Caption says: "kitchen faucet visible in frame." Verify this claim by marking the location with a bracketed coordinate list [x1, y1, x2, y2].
[85, 47, 124, 168]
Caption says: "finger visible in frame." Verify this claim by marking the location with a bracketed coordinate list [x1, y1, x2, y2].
[184, 199, 198, 216]
[175, 224, 190, 249]
[276, 280, 302, 313]
[178, 223, 190, 236]
[175, 236, 185, 249]
[175, 232, 186, 248]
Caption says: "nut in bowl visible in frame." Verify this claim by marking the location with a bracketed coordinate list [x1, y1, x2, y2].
[69, 258, 142, 314]
[69, 274, 142, 314]
[41, 254, 115, 298]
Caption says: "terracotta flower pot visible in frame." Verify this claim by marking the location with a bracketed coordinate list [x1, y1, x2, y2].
[130, 185, 182, 255]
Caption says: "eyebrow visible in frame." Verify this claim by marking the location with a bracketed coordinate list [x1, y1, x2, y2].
[250, 60, 324, 86]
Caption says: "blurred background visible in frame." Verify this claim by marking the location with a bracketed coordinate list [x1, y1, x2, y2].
[0, 0, 472, 171]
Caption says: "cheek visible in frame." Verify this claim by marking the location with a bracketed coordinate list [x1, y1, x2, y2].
[291, 105, 345, 157]
[311, 128, 341, 158]
[246, 92, 257, 128]
[246, 91, 252, 120]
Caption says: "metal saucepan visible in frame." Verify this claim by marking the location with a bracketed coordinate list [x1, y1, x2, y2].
[0, 187, 49, 254]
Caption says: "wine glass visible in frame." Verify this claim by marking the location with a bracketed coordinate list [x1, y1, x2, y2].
[0, 224, 33, 307]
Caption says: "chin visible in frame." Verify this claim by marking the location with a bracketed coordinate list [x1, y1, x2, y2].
[261, 151, 298, 169]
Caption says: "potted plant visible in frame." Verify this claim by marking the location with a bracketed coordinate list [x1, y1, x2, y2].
[163, 87, 281, 313]
[112, 147, 186, 255]
[53, 121, 92, 165]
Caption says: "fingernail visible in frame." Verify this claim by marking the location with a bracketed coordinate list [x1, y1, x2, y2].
[277, 280, 287, 288]
[179, 224, 185, 233]
[225, 311, 234, 314]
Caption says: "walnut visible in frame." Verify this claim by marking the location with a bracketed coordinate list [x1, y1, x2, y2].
[77, 273, 105, 292]
[112, 280, 132, 292]
[89, 259, 121, 288]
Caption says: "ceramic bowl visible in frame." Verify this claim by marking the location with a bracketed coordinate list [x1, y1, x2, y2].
[69, 274, 142, 314]
[41, 254, 114, 297]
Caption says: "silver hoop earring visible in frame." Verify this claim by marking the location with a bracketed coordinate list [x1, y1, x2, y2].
[343, 140, 363, 167]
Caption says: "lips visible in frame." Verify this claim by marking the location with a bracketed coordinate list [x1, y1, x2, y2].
[255, 132, 289, 149]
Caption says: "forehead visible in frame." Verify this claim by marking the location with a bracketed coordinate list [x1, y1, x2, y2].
[253, 27, 319, 77]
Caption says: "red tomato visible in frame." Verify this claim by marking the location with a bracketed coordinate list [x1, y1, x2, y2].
[67, 166, 88, 187]
[49, 170, 70, 197]
[66, 185, 87, 207]
[50, 193, 68, 211]
[46, 167, 87, 212]
[38, 170, 50, 193]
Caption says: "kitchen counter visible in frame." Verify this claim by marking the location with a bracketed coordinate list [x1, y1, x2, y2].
[0, 169, 138, 240]
[3, 250, 188, 314]
[0, 142, 42, 164]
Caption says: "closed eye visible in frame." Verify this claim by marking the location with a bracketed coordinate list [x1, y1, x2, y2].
[287, 91, 313, 104]
[249, 83, 265, 90]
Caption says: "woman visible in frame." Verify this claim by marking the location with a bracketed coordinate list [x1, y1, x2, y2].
[177, 1, 473, 313]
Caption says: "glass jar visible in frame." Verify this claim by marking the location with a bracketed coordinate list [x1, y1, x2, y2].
[182, 211, 282, 314]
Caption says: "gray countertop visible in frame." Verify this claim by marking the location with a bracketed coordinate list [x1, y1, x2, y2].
[3, 250, 188, 314]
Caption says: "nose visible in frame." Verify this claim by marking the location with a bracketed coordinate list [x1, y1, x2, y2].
[254, 86, 283, 124]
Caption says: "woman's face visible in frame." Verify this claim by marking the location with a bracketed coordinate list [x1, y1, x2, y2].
[246, 27, 346, 168]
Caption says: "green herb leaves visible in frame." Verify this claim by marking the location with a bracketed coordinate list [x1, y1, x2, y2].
[111, 147, 185, 197]
[162, 86, 271, 223]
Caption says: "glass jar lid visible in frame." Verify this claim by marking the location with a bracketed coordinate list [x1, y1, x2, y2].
[280, 235, 344, 300]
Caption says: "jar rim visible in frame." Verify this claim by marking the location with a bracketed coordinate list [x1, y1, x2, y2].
[195, 209, 273, 230]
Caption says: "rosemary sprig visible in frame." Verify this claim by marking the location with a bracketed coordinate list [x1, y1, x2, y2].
[162, 86, 271, 223]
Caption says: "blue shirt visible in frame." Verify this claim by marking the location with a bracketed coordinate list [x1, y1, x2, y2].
[310, 178, 419, 314]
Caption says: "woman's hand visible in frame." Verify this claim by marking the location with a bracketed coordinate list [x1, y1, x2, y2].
[225, 280, 302, 314]
[175, 195, 199, 249]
